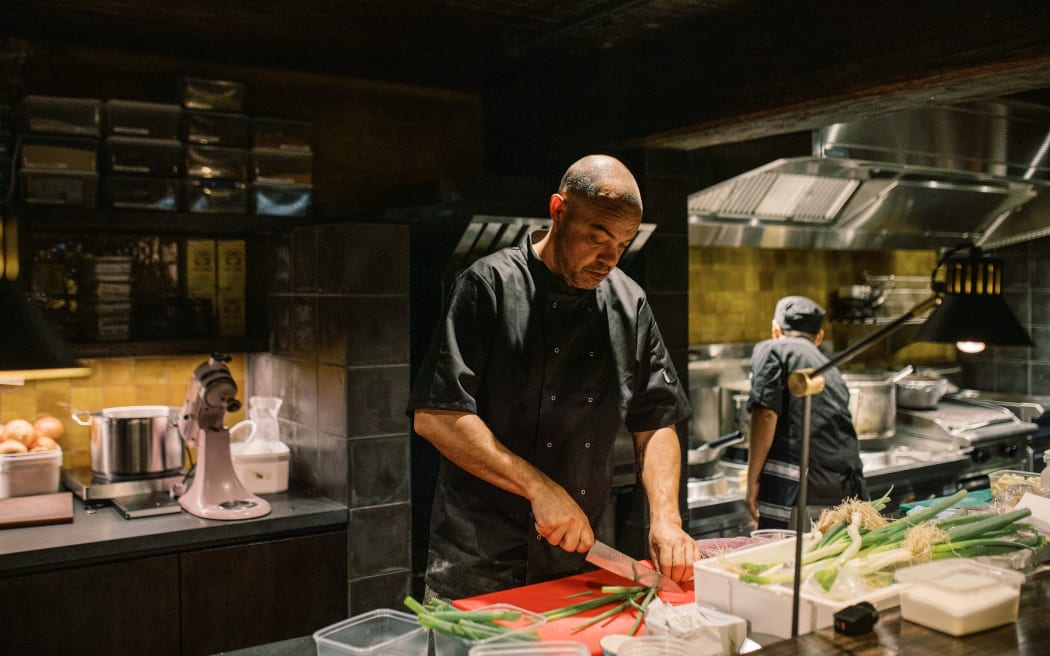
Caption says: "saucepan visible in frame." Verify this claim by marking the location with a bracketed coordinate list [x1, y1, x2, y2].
[687, 430, 744, 479]
[73, 405, 184, 478]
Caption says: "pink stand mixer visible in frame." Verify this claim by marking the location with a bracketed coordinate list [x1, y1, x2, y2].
[176, 354, 271, 520]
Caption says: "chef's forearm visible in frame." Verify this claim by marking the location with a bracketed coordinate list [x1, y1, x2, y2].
[634, 425, 684, 525]
[747, 407, 778, 486]
[413, 408, 551, 500]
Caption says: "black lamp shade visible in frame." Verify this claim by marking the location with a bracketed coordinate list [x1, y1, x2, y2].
[915, 293, 1034, 346]
[914, 249, 1034, 347]
[0, 279, 91, 381]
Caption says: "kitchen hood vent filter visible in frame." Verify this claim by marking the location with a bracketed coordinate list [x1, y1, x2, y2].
[689, 172, 859, 224]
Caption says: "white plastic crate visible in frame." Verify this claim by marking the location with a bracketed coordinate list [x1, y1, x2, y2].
[693, 536, 900, 638]
[0, 449, 62, 498]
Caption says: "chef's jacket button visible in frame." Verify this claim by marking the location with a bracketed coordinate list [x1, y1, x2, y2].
[547, 442, 553, 448]
[588, 351, 595, 358]
[552, 301, 558, 308]
[585, 442, 591, 448]
[550, 394, 557, 401]
[554, 347, 560, 354]
[580, 489, 587, 495]
[587, 396, 594, 403]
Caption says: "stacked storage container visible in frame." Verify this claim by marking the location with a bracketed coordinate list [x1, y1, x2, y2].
[0, 104, 10, 204]
[14, 95, 102, 208]
[77, 255, 134, 341]
[103, 100, 183, 210]
[250, 117, 313, 216]
[179, 77, 251, 213]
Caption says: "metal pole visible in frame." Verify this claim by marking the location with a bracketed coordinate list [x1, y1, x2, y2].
[790, 394, 812, 637]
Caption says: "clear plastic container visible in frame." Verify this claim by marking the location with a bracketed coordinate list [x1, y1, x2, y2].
[179, 77, 246, 112]
[251, 182, 312, 216]
[20, 135, 98, 172]
[252, 117, 313, 151]
[104, 100, 182, 139]
[468, 642, 589, 656]
[185, 145, 250, 180]
[989, 469, 1041, 499]
[0, 449, 62, 498]
[104, 137, 182, 176]
[184, 178, 248, 214]
[15, 95, 102, 136]
[749, 528, 796, 543]
[313, 609, 427, 655]
[20, 170, 98, 208]
[106, 176, 180, 211]
[183, 110, 251, 147]
[251, 148, 313, 184]
[617, 636, 690, 655]
[894, 559, 1024, 636]
[433, 604, 546, 656]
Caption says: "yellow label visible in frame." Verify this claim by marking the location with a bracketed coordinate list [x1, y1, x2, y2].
[185, 239, 216, 302]
[217, 294, 246, 337]
[217, 239, 247, 296]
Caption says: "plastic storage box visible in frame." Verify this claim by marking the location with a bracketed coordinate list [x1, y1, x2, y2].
[251, 148, 313, 184]
[20, 135, 98, 172]
[894, 559, 1024, 636]
[251, 183, 312, 216]
[313, 609, 427, 656]
[252, 117, 313, 151]
[694, 536, 901, 638]
[232, 448, 290, 494]
[104, 100, 182, 139]
[179, 77, 246, 112]
[185, 145, 250, 180]
[184, 178, 248, 213]
[0, 449, 62, 498]
[20, 170, 98, 208]
[433, 603, 546, 656]
[106, 176, 180, 210]
[989, 469, 1042, 497]
[104, 137, 182, 176]
[184, 111, 251, 147]
[468, 642, 589, 656]
[15, 95, 102, 136]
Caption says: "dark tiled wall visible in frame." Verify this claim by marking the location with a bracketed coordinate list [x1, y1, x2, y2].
[959, 235, 1050, 394]
[248, 222, 412, 615]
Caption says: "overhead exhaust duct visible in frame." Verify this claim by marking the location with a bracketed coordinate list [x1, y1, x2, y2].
[688, 100, 1050, 250]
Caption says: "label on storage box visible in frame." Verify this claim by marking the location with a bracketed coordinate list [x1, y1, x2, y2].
[185, 239, 216, 303]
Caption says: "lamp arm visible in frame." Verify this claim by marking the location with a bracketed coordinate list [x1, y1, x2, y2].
[816, 293, 941, 376]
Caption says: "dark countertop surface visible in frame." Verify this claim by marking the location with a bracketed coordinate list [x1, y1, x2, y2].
[0, 489, 348, 578]
[220, 568, 1050, 656]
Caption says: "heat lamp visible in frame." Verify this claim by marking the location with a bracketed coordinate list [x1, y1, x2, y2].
[176, 354, 271, 520]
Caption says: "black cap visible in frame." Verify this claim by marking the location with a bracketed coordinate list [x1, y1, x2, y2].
[774, 296, 825, 334]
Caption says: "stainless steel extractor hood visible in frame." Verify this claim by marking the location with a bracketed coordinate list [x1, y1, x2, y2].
[688, 99, 1050, 250]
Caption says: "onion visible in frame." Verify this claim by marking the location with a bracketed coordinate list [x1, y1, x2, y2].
[34, 415, 65, 440]
[0, 438, 29, 454]
[4, 419, 36, 447]
[30, 436, 59, 452]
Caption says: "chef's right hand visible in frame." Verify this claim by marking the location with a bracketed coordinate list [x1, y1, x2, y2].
[532, 481, 594, 554]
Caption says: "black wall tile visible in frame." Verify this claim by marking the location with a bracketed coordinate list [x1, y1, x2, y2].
[290, 228, 318, 293]
[317, 296, 351, 366]
[318, 364, 348, 436]
[315, 430, 350, 504]
[346, 364, 411, 437]
[349, 435, 411, 508]
[348, 570, 412, 616]
[1032, 291, 1050, 326]
[344, 224, 410, 295]
[280, 419, 321, 496]
[348, 503, 412, 577]
[347, 296, 410, 366]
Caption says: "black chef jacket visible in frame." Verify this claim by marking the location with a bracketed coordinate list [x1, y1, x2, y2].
[408, 230, 690, 599]
[747, 337, 868, 528]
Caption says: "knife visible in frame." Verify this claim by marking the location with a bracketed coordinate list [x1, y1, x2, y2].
[585, 540, 684, 593]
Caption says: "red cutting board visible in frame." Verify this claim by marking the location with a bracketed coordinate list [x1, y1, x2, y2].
[0, 491, 74, 529]
[455, 566, 695, 656]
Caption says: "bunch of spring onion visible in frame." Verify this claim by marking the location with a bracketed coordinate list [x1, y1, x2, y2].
[733, 488, 1045, 593]
[542, 584, 659, 635]
[404, 596, 540, 642]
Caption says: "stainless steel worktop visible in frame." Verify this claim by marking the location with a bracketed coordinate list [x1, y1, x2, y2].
[0, 491, 348, 577]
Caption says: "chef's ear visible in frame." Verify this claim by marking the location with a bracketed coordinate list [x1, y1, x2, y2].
[813, 329, 825, 346]
[550, 193, 567, 222]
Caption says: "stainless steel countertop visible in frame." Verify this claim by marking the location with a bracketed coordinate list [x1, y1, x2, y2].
[0, 491, 348, 577]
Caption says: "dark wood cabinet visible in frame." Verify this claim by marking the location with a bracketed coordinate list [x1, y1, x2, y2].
[0, 529, 348, 656]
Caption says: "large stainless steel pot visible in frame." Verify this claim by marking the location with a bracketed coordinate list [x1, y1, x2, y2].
[842, 374, 897, 440]
[73, 405, 184, 477]
[896, 373, 949, 410]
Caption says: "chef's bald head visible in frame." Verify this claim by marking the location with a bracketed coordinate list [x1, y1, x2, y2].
[559, 154, 642, 214]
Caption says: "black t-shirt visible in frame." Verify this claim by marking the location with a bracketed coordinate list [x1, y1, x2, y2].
[747, 337, 868, 512]
[408, 230, 690, 598]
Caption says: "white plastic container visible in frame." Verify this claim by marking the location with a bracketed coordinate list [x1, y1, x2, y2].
[231, 449, 290, 494]
[893, 559, 1024, 636]
[0, 449, 62, 498]
[313, 609, 427, 655]
[693, 536, 900, 638]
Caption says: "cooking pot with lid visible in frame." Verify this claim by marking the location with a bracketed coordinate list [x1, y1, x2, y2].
[73, 405, 184, 478]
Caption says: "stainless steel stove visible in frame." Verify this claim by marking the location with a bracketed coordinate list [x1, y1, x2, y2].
[895, 397, 1035, 478]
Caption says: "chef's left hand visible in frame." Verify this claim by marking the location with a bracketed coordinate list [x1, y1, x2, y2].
[648, 520, 701, 583]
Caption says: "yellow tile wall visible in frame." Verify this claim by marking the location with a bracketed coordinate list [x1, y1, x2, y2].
[689, 247, 956, 369]
[0, 354, 247, 469]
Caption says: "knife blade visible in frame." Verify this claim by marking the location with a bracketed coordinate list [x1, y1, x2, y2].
[585, 540, 684, 593]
